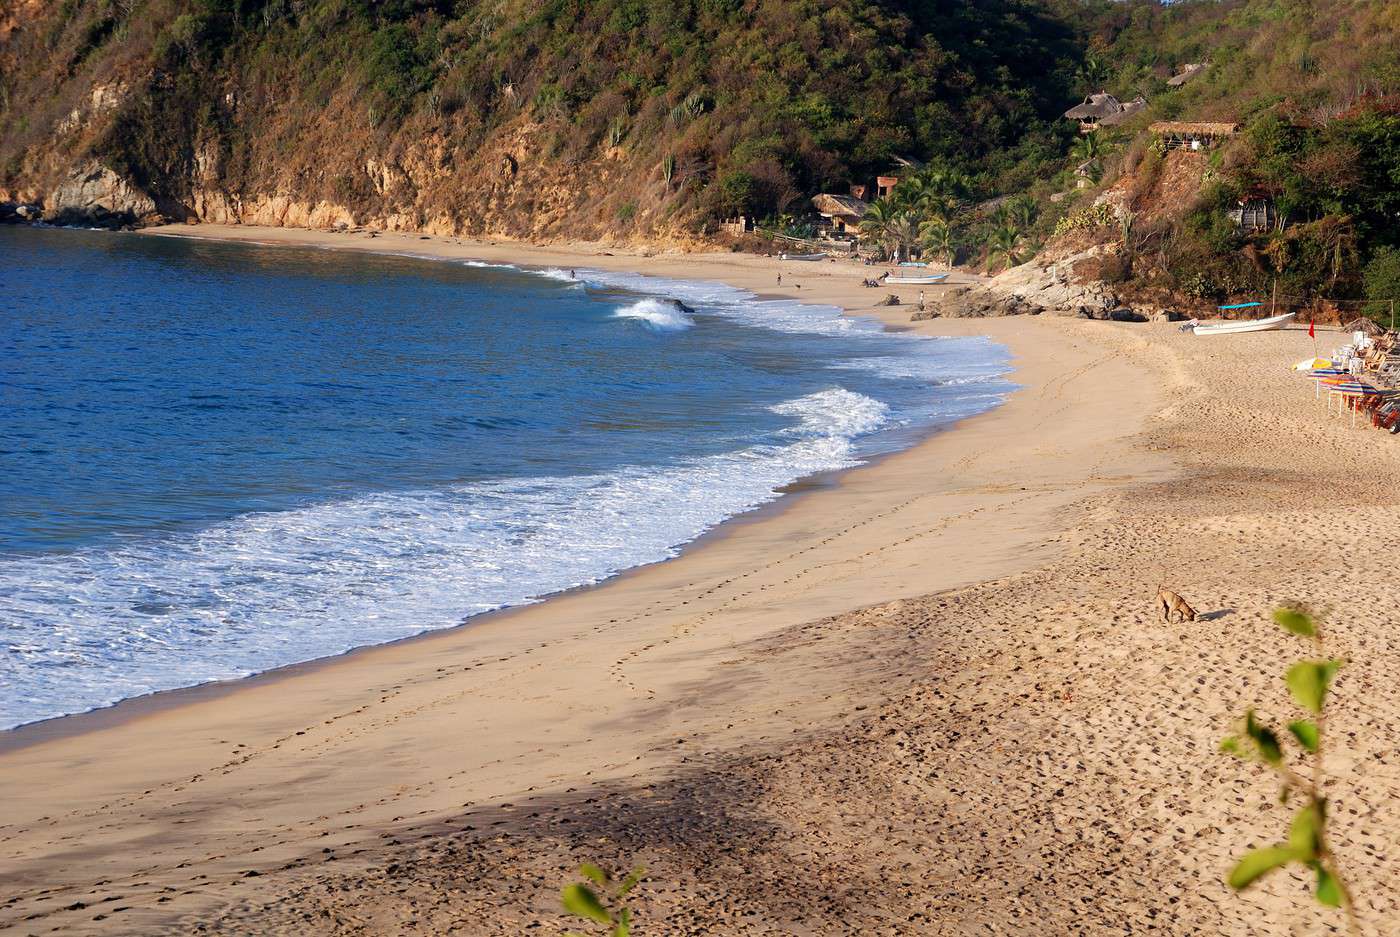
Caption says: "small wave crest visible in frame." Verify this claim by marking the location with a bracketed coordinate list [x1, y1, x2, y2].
[537, 267, 586, 285]
[770, 388, 890, 439]
[0, 392, 881, 729]
[611, 298, 695, 331]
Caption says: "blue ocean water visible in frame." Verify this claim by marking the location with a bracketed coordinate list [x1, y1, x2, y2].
[0, 226, 1012, 729]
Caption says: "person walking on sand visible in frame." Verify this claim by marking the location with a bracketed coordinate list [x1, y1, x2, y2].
[918, 290, 926, 312]
[777, 273, 782, 287]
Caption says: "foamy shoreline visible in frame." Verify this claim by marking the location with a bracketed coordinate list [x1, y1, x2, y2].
[10, 225, 1397, 935]
[1, 227, 1012, 733]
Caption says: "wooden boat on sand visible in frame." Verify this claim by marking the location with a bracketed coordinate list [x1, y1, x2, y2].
[884, 273, 949, 285]
[1192, 311, 1296, 335]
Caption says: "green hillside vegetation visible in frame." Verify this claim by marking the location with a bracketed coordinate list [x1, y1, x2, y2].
[2, 0, 1398, 309]
[838, 0, 1400, 315]
[1053, 0, 1400, 313]
[0, 0, 1090, 237]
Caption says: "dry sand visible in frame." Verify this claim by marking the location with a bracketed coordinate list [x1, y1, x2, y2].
[2, 226, 1399, 935]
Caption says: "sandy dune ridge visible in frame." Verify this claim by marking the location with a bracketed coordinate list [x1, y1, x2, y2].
[2, 227, 1398, 935]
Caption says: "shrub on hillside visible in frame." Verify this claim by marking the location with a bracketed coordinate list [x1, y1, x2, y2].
[1363, 246, 1400, 318]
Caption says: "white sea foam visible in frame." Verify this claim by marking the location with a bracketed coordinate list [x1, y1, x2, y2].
[537, 267, 586, 283]
[611, 298, 695, 331]
[2, 252, 1014, 730]
[771, 387, 889, 439]
[0, 388, 892, 729]
[522, 264, 870, 339]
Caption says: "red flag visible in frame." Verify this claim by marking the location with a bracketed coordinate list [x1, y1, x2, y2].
[1309, 319, 1315, 338]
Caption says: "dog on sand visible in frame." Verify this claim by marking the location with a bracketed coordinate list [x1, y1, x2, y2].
[1155, 586, 1198, 623]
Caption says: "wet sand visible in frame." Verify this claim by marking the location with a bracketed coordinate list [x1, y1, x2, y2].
[2, 226, 1398, 935]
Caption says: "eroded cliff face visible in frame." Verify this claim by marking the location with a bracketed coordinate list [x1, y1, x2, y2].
[3, 95, 690, 242]
[0, 7, 703, 241]
[1, 0, 1095, 243]
[0, 0, 713, 241]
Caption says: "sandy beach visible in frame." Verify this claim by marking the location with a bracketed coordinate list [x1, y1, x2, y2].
[3, 225, 1399, 935]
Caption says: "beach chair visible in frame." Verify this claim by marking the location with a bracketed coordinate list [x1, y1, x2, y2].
[1374, 398, 1400, 432]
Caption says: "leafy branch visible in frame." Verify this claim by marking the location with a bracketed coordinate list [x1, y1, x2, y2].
[561, 862, 645, 937]
[1220, 606, 1358, 933]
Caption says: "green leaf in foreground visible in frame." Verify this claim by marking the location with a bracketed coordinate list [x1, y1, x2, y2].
[1228, 845, 1298, 890]
[618, 866, 645, 896]
[1315, 864, 1343, 907]
[1274, 607, 1316, 638]
[562, 884, 612, 925]
[1289, 802, 1324, 860]
[1244, 710, 1284, 765]
[1285, 660, 1342, 714]
[1288, 719, 1320, 752]
[1219, 735, 1246, 758]
[579, 863, 608, 887]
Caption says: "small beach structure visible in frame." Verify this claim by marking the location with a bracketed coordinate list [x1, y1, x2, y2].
[1166, 63, 1206, 87]
[1064, 92, 1135, 133]
[811, 193, 868, 236]
[1098, 95, 1148, 128]
[1149, 120, 1237, 151]
[1227, 188, 1277, 232]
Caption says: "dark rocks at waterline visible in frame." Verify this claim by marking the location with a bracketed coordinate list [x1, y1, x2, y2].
[0, 202, 43, 224]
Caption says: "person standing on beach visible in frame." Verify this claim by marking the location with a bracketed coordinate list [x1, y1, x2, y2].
[777, 273, 782, 286]
[918, 290, 925, 312]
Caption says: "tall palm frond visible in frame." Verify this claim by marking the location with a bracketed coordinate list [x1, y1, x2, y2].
[1009, 194, 1038, 231]
[921, 218, 957, 265]
[988, 223, 1023, 272]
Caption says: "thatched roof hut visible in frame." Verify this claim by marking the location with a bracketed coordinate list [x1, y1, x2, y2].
[1099, 95, 1148, 127]
[1166, 63, 1206, 87]
[811, 194, 868, 219]
[1148, 120, 1238, 137]
[811, 193, 868, 235]
[1064, 92, 1125, 121]
[1342, 317, 1384, 337]
[1149, 120, 1238, 151]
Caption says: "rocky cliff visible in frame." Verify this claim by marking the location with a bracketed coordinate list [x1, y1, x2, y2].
[0, 0, 1085, 238]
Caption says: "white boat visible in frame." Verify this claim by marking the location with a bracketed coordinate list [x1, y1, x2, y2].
[884, 273, 949, 285]
[780, 252, 826, 261]
[898, 261, 928, 267]
[1192, 311, 1295, 335]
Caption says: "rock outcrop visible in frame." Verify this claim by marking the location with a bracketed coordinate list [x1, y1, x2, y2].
[45, 162, 158, 227]
[937, 245, 1122, 318]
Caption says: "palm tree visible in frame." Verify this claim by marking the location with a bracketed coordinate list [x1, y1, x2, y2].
[921, 217, 957, 266]
[887, 210, 919, 263]
[1073, 132, 1101, 163]
[1076, 54, 1109, 92]
[889, 174, 924, 210]
[858, 200, 898, 259]
[988, 224, 1023, 272]
[1009, 194, 1038, 232]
